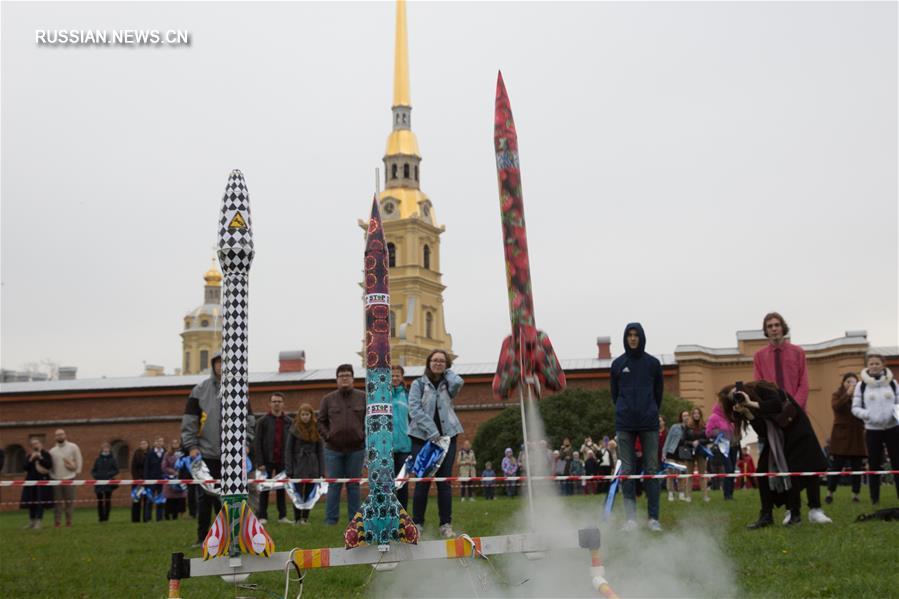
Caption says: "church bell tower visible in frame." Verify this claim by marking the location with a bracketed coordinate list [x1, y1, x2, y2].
[366, 0, 454, 366]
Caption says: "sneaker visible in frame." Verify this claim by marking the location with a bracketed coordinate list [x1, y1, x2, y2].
[439, 523, 455, 539]
[415, 524, 424, 538]
[668, 492, 675, 502]
[259, 518, 268, 525]
[782, 511, 792, 526]
[648, 519, 663, 532]
[808, 508, 832, 524]
[33, 520, 42, 530]
[621, 519, 638, 532]
[703, 495, 711, 503]
[278, 517, 292, 524]
[470, 497, 475, 502]
[678, 492, 686, 501]
[191, 541, 203, 549]
[683, 496, 692, 503]
[824, 495, 833, 505]
[785, 514, 802, 527]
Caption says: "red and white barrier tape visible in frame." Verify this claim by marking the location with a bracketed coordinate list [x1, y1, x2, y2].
[2, 470, 896, 487]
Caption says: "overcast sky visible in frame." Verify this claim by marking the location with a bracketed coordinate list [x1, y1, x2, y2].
[2, 1, 896, 379]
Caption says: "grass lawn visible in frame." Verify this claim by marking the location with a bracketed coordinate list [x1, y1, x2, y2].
[1, 488, 896, 598]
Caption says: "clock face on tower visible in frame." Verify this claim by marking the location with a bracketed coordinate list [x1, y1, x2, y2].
[383, 201, 395, 215]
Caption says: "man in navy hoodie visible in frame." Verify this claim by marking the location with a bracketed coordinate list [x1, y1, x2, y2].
[610, 323, 664, 532]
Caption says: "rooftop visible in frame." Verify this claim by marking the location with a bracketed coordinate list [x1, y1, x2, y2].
[0, 355, 677, 396]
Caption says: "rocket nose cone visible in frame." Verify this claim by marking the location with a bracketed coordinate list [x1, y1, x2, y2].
[369, 195, 382, 222]
[366, 195, 384, 242]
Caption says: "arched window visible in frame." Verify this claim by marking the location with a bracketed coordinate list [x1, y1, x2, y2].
[423, 245, 431, 270]
[403, 163, 410, 179]
[391, 164, 398, 179]
[387, 243, 396, 268]
[200, 350, 209, 371]
[425, 312, 433, 339]
[390, 311, 396, 338]
[414, 165, 419, 181]
[3, 444, 26, 474]
[111, 440, 130, 470]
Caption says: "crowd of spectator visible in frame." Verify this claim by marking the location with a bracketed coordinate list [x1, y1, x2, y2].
[15, 311, 898, 540]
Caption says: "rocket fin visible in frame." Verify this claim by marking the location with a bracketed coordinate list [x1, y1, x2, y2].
[533, 330, 566, 395]
[237, 500, 275, 557]
[202, 505, 230, 560]
[492, 334, 519, 401]
[397, 508, 419, 545]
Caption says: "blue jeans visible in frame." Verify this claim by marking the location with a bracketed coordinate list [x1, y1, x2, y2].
[617, 430, 660, 521]
[324, 448, 364, 524]
[412, 436, 457, 527]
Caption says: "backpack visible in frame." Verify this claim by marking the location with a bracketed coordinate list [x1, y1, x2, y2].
[859, 379, 898, 409]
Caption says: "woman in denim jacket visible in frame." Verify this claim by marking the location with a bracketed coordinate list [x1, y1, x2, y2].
[408, 349, 464, 538]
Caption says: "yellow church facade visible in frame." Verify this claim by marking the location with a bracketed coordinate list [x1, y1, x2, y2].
[368, 0, 454, 366]
[180, 260, 223, 375]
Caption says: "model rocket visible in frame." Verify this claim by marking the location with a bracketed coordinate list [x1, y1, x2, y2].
[492, 72, 567, 401]
[203, 170, 274, 560]
[345, 197, 418, 550]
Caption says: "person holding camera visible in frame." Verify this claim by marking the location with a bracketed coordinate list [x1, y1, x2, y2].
[719, 381, 828, 529]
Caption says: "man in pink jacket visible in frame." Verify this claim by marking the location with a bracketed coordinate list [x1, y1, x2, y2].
[752, 312, 809, 410]
[752, 311, 831, 524]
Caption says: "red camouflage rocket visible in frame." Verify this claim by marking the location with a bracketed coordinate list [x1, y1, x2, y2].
[492, 72, 566, 401]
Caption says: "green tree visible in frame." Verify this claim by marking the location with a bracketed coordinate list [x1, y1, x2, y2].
[472, 387, 695, 470]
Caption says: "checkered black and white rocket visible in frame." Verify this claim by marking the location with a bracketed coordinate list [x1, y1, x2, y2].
[203, 170, 274, 560]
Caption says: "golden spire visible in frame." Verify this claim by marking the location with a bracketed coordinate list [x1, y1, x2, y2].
[393, 0, 410, 108]
[204, 256, 222, 287]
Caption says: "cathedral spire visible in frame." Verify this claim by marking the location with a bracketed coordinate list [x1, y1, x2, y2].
[368, 0, 453, 367]
[393, 0, 410, 109]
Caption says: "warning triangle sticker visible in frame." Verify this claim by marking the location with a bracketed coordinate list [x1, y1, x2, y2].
[228, 212, 247, 229]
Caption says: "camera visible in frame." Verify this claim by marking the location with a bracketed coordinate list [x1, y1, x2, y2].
[733, 381, 746, 404]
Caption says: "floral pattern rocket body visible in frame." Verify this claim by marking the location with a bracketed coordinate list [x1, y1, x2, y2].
[492, 72, 567, 400]
[345, 198, 418, 549]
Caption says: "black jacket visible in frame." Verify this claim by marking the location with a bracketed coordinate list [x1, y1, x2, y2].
[255, 412, 293, 466]
[144, 448, 166, 479]
[91, 453, 120, 495]
[610, 323, 664, 432]
[748, 383, 828, 473]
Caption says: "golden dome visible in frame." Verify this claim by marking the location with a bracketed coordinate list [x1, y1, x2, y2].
[379, 188, 434, 222]
[204, 259, 222, 286]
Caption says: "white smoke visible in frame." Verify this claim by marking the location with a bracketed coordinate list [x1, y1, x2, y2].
[370, 393, 737, 598]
